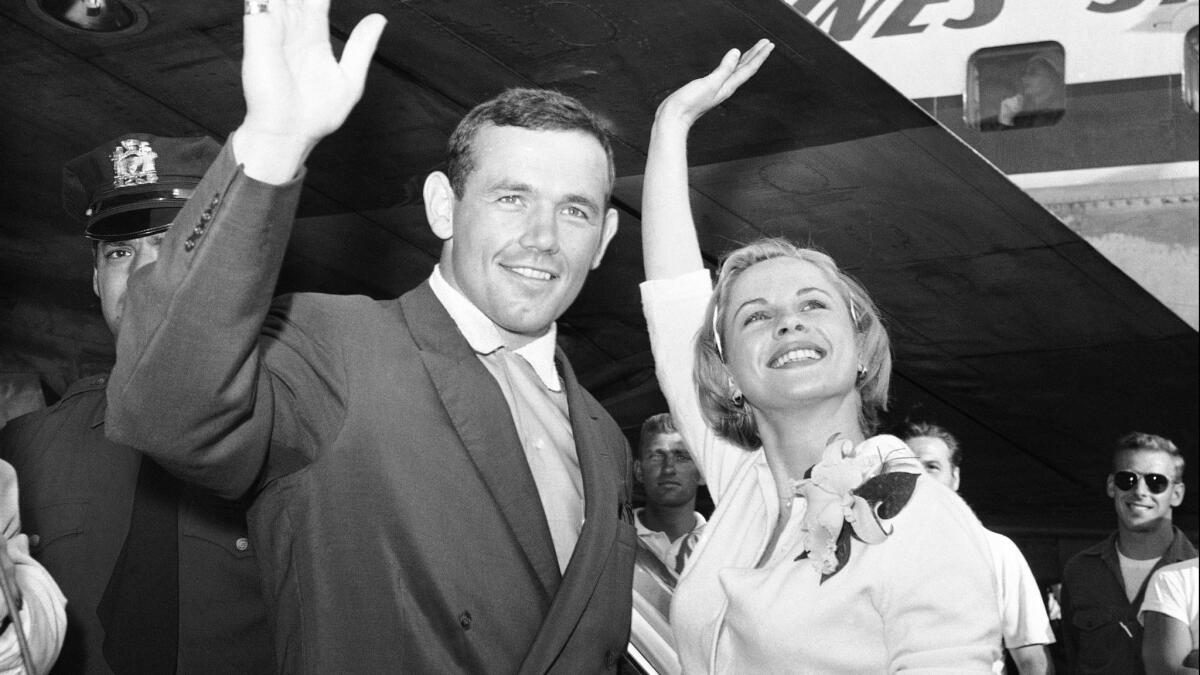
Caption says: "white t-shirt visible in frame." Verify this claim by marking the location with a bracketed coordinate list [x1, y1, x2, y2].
[986, 530, 1055, 673]
[1138, 557, 1199, 651]
[1117, 549, 1161, 603]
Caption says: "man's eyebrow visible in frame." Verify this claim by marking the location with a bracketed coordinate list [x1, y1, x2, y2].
[485, 180, 534, 194]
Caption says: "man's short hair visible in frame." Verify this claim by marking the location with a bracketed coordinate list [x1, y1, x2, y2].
[1112, 431, 1185, 482]
[899, 421, 962, 468]
[446, 88, 616, 200]
[637, 413, 678, 460]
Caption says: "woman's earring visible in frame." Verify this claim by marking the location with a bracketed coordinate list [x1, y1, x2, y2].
[728, 376, 744, 406]
[856, 362, 867, 380]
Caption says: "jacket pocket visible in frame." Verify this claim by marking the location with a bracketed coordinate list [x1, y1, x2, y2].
[180, 496, 255, 560]
[24, 500, 86, 555]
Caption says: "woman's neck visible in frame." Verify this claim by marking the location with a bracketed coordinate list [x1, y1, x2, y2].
[754, 394, 865, 502]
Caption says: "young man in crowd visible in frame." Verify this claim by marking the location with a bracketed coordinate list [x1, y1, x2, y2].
[1061, 432, 1195, 674]
[633, 413, 705, 579]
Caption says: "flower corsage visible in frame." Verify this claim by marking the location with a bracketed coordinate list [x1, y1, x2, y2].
[792, 434, 923, 582]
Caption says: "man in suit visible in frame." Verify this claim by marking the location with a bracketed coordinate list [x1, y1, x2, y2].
[104, 3, 634, 673]
[1, 135, 273, 674]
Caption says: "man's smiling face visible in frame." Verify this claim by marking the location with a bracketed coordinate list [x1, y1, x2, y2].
[437, 124, 617, 347]
[1107, 449, 1184, 533]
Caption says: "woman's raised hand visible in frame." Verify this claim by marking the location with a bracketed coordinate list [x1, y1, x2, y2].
[656, 39, 774, 128]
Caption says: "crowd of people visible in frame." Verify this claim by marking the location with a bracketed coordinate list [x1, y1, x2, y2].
[0, 1, 1195, 673]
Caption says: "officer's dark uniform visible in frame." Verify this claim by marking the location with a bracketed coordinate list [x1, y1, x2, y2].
[0, 134, 273, 674]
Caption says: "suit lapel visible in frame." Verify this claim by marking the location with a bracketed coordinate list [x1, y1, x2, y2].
[399, 283, 561, 601]
[521, 350, 621, 673]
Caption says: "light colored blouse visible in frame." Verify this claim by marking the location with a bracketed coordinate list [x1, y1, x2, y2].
[641, 270, 1001, 674]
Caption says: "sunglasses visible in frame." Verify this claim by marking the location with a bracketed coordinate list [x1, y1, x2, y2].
[1112, 470, 1173, 495]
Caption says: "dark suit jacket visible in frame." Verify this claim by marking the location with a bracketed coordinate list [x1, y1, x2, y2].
[0, 375, 272, 674]
[105, 144, 636, 673]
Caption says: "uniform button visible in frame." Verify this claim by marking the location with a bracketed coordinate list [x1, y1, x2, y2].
[28, 534, 40, 547]
[458, 611, 472, 630]
[235, 537, 249, 552]
[95, 375, 107, 385]
[210, 194, 221, 208]
[184, 238, 196, 252]
[200, 209, 213, 222]
[193, 225, 206, 237]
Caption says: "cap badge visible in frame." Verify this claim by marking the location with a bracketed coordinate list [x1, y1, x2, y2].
[110, 139, 159, 188]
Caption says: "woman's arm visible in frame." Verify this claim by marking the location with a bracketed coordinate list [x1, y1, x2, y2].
[640, 42, 772, 502]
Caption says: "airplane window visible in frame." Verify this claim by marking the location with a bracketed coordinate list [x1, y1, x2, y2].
[965, 42, 1066, 131]
[1186, 27, 1199, 114]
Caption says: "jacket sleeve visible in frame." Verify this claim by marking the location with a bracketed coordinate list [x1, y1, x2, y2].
[104, 138, 313, 499]
[1, 460, 66, 675]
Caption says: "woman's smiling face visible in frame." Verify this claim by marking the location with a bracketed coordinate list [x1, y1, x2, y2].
[721, 256, 861, 412]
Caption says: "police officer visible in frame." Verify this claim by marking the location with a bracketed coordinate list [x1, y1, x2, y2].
[0, 134, 273, 674]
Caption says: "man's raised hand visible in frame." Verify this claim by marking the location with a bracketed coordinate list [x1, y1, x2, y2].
[236, 0, 387, 183]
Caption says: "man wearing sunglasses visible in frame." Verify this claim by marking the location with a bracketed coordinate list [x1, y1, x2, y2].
[1061, 432, 1196, 674]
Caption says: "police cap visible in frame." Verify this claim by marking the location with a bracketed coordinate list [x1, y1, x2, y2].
[63, 133, 221, 241]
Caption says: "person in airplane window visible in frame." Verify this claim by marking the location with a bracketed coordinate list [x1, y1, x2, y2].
[1, 459, 66, 674]
[101, 1, 636, 671]
[639, 40, 1001, 673]
[901, 421, 1057, 675]
[1061, 432, 1195, 675]
[996, 53, 1065, 129]
[0, 134, 275, 675]
[1139, 557, 1199, 674]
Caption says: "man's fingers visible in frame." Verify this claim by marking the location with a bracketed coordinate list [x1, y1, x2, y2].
[340, 14, 387, 86]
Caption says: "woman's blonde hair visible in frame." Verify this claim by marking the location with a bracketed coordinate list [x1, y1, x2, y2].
[694, 238, 892, 450]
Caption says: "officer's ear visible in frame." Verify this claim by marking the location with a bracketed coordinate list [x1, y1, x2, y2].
[424, 171, 455, 241]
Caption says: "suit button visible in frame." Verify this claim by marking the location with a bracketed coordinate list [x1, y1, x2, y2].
[603, 649, 621, 669]
[28, 534, 40, 547]
[235, 537, 249, 552]
[458, 611, 472, 630]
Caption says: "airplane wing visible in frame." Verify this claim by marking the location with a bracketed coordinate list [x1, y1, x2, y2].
[0, 0, 1194, 537]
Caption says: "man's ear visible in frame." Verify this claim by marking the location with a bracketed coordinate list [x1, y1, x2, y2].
[1170, 481, 1185, 508]
[424, 171, 455, 241]
[633, 458, 644, 485]
[950, 467, 961, 493]
[92, 265, 100, 298]
[1106, 474, 1117, 499]
[589, 207, 620, 270]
